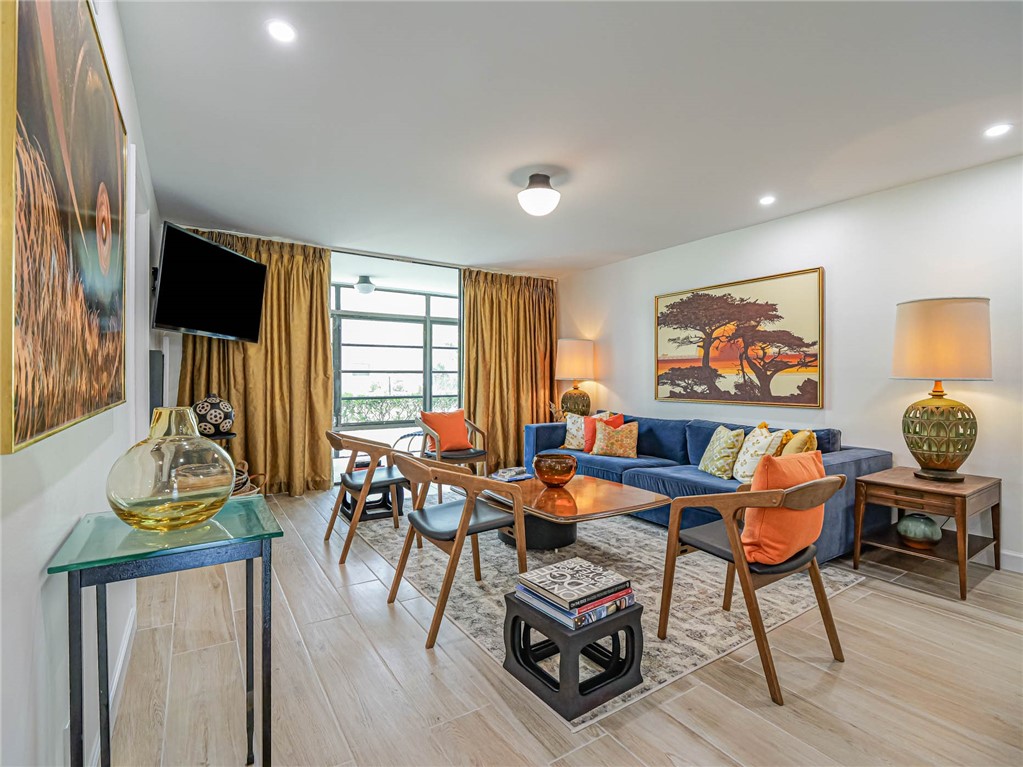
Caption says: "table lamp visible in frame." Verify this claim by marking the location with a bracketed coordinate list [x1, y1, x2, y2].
[556, 338, 595, 416]
[891, 297, 992, 482]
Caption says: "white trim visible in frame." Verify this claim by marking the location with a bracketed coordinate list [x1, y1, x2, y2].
[999, 548, 1023, 574]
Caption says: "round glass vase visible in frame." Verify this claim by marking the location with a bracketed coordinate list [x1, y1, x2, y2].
[106, 407, 236, 531]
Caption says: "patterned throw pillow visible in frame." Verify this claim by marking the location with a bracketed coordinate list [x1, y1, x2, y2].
[780, 429, 818, 455]
[563, 413, 587, 450]
[698, 425, 745, 480]
[732, 422, 786, 483]
[583, 413, 623, 452]
[563, 412, 617, 451]
[591, 420, 639, 458]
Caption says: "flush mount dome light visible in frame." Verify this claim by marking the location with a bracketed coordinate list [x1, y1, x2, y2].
[266, 19, 297, 43]
[354, 276, 376, 294]
[517, 173, 561, 216]
[984, 123, 1012, 138]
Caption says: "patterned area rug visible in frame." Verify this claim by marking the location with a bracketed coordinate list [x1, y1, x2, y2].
[356, 499, 862, 729]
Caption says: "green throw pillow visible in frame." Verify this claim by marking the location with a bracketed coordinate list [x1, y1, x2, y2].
[698, 425, 746, 480]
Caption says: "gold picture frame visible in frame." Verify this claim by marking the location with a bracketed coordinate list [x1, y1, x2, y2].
[654, 268, 824, 408]
[1, 0, 128, 453]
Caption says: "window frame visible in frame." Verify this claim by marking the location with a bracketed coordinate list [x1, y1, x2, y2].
[330, 282, 462, 431]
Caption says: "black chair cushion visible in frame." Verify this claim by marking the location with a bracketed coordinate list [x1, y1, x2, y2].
[408, 498, 514, 541]
[340, 465, 408, 492]
[424, 448, 487, 462]
[679, 519, 817, 575]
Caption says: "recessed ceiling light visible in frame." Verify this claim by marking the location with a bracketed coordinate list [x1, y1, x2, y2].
[759, 195, 776, 206]
[266, 19, 296, 43]
[984, 123, 1012, 138]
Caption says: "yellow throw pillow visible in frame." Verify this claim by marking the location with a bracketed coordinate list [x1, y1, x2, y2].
[698, 425, 746, 480]
[732, 423, 787, 483]
[591, 420, 639, 458]
[780, 429, 818, 455]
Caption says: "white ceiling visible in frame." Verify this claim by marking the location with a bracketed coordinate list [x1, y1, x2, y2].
[119, 1, 1022, 278]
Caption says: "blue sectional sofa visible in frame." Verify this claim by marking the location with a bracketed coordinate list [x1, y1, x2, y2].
[523, 416, 893, 563]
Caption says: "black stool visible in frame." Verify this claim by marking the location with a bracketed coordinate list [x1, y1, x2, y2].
[337, 458, 406, 522]
[502, 592, 643, 721]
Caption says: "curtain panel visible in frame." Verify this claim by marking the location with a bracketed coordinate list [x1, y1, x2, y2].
[177, 230, 333, 495]
[463, 268, 557, 472]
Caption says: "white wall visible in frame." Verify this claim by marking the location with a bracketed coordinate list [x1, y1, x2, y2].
[559, 158, 1023, 570]
[0, 2, 162, 763]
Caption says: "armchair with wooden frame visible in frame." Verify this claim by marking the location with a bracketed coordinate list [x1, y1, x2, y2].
[390, 453, 527, 649]
[658, 475, 847, 705]
[324, 432, 410, 565]
[415, 415, 488, 502]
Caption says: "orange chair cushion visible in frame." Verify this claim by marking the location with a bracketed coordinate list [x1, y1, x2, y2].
[421, 409, 473, 452]
[584, 413, 624, 452]
[741, 451, 826, 565]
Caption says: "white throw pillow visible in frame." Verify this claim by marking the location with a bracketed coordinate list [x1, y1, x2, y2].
[732, 423, 786, 483]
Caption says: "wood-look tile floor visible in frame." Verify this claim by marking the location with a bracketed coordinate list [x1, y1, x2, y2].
[112, 491, 1023, 766]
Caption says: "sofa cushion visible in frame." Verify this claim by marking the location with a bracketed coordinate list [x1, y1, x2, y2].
[686, 418, 842, 464]
[624, 464, 742, 498]
[536, 448, 677, 483]
[622, 415, 689, 465]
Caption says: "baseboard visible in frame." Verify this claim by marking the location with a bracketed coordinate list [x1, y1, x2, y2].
[999, 548, 1023, 574]
[87, 607, 136, 767]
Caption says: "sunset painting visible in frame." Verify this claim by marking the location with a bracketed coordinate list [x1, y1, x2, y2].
[655, 269, 823, 407]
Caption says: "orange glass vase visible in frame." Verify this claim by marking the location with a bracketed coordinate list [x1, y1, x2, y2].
[532, 453, 578, 488]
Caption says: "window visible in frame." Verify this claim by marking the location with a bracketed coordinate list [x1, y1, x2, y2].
[330, 283, 461, 431]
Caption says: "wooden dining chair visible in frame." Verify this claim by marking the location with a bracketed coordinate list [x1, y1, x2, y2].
[390, 453, 527, 649]
[324, 431, 410, 565]
[658, 475, 847, 705]
[415, 415, 488, 502]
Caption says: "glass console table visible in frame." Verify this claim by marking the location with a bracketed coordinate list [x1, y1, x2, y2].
[47, 495, 282, 767]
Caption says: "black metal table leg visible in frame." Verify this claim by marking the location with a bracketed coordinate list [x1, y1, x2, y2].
[96, 583, 111, 767]
[246, 558, 255, 765]
[262, 540, 272, 766]
[69, 571, 84, 767]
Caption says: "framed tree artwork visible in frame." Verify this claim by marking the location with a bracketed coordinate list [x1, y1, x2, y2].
[655, 268, 823, 408]
[1, 0, 127, 453]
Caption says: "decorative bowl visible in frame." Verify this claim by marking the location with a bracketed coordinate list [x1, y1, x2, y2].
[896, 513, 942, 549]
[532, 453, 577, 488]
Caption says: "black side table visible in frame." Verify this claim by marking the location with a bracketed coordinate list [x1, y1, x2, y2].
[47, 496, 282, 767]
[503, 592, 643, 721]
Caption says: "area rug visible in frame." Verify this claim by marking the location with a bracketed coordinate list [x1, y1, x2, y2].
[356, 500, 862, 729]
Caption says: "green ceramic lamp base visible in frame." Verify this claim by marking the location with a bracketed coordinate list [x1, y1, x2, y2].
[902, 381, 976, 484]
[561, 384, 591, 417]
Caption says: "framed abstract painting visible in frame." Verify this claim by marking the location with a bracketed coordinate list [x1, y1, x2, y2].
[1, 0, 127, 453]
[655, 268, 823, 408]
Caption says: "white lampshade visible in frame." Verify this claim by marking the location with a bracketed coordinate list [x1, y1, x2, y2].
[555, 338, 594, 381]
[354, 276, 376, 294]
[517, 173, 561, 216]
[891, 297, 992, 380]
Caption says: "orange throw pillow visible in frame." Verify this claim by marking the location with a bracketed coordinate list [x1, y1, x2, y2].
[420, 409, 473, 452]
[584, 413, 624, 452]
[741, 451, 826, 565]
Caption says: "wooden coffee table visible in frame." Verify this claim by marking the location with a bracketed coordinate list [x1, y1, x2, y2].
[484, 474, 670, 549]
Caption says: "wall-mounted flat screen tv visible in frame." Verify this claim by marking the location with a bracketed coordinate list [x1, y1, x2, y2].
[152, 224, 267, 343]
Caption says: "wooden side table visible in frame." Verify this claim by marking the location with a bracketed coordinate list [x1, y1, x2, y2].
[853, 467, 1001, 599]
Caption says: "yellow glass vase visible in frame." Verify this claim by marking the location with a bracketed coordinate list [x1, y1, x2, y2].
[106, 407, 235, 531]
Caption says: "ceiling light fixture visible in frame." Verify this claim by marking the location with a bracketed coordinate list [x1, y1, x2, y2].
[517, 173, 561, 216]
[354, 276, 376, 294]
[266, 19, 297, 43]
[759, 194, 776, 206]
[984, 123, 1012, 138]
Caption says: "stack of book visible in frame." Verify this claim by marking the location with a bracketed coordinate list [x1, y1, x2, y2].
[515, 557, 635, 630]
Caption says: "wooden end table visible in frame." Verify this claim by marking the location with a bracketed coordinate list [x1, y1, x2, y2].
[853, 467, 1001, 599]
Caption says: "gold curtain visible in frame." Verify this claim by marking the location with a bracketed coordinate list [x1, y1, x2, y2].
[177, 231, 333, 495]
[463, 268, 557, 472]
